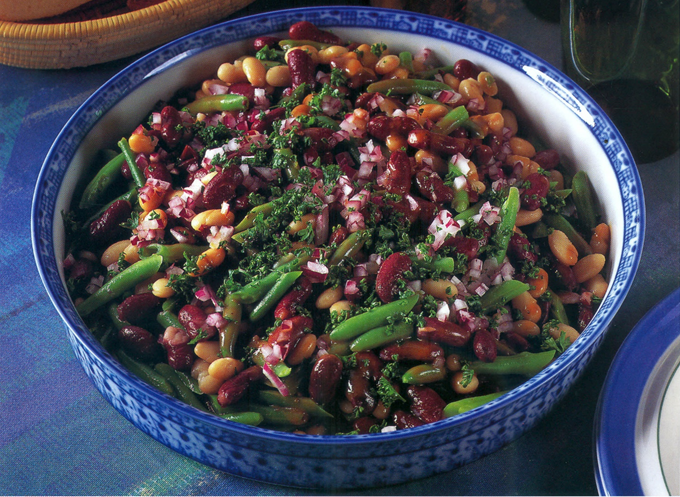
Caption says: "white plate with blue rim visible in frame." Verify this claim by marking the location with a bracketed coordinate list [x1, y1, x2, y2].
[595, 286, 680, 495]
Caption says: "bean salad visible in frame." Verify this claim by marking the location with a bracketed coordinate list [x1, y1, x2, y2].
[64, 21, 610, 434]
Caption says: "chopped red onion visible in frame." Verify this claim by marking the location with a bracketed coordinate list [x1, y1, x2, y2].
[262, 363, 290, 397]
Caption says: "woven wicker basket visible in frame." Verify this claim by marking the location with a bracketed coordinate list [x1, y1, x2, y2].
[0, 0, 255, 69]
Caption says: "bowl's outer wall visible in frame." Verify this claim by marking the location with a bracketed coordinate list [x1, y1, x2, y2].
[32, 7, 644, 489]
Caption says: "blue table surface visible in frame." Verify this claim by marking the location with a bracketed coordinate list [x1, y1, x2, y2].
[1, 0, 678, 494]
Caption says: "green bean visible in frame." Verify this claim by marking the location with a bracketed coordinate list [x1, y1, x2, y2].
[431, 105, 470, 136]
[107, 302, 128, 330]
[157, 310, 185, 330]
[330, 293, 419, 341]
[548, 289, 569, 324]
[554, 188, 573, 199]
[493, 186, 520, 263]
[571, 171, 598, 232]
[443, 391, 507, 417]
[234, 202, 274, 232]
[276, 82, 309, 108]
[413, 255, 457, 274]
[303, 115, 342, 131]
[248, 404, 309, 426]
[184, 94, 249, 115]
[174, 369, 202, 394]
[452, 188, 470, 213]
[137, 243, 207, 263]
[328, 229, 367, 266]
[208, 394, 233, 415]
[543, 213, 592, 256]
[454, 201, 484, 223]
[117, 138, 146, 188]
[409, 92, 440, 106]
[79, 152, 127, 210]
[218, 411, 264, 426]
[401, 364, 447, 384]
[530, 221, 551, 239]
[366, 78, 453, 96]
[258, 390, 333, 418]
[275, 148, 300, 181]
[251, 352, 292, 378]
[479, 280, 531, 314]
[249, 271, 302, 322]
[220, 294, 241, 358]
[349, 321, 414, 352]
[76, 255, 163, 316]
[230, 256, 307, 304]
[154, 363, 209, 412]
[414, 65, 456, 80]
[398, 51, 414, 73]
[471, 350, 556, 377]
[117, 349, 174, 396]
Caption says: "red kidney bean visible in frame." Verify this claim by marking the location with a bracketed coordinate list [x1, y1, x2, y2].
[442, 235, 480, 259]
[250, 107, 286, 134]
[347, 68, 379, 90]
[253, 35, 282, 50]
[68, 258, 92, 280]
[551, 260, 578, 291]
[143, 163, 172, 183]
[393, 410, 425, 429]
[353, 416, 379, 434]
[379, 149, 412, 195]
[202, 165, 244, 209]
[287, 48, 316, 89]
[355, 350, 384, 382]
[533, 149, 560, 170]
[178, 304, 217, 342]
[329, 225, 349, 246]
[417, 317, 471, 347]
[375, 251, 412, 303]
[118, 325, 162, 362]
[407, 385, 445, 424]
[160, 106, 183, 148]
[408, 129, 470, 156]
[415, 170, 454, 203]
[228, 82, 256, 101]
[159, 326, 194, 371]
[507, 232, 538, 264]
[453, 59, 480, 80]
[302, 127, 336, 152]
[274, 277, 313, 320]
[117, 293, 161, 325]
[473, 144, 495, 167]
[217, 366, 263, 406]
[415, 196, 438, 224]
[345, 368, 377, 415]
[505, 331, 530, 352]
[521, 172, 550, 211]
[367, 115, 421, 141]
[309, 353, 343, 405]
[268, 315, 314, 360]
[288, 21, 344, 45]
[379, 339, 444, 363]
[473, 328, 497, 363]
[578, 299, 594, 331]
[88, 200, 132, 247]
[385, 195, 421, 225]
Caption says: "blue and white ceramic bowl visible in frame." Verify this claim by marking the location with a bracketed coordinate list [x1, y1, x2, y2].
[32, 7, 644, 489]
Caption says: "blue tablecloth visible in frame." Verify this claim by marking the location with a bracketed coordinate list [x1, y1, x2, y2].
[1, 0, 678, 494]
